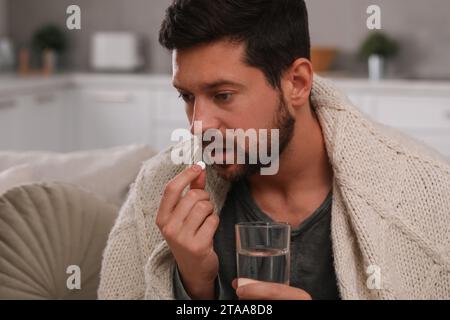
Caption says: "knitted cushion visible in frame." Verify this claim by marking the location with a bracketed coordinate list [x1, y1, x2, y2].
[0, 182, 118, 299]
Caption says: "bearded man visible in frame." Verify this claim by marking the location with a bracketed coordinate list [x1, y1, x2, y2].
[99, 0, 450, 300]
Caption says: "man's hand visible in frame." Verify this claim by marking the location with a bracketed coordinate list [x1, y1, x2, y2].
[232, 279, 312, 300]
[156, 163, 219, 300]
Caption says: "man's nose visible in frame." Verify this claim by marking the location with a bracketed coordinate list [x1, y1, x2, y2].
[190, 99, 221, 135]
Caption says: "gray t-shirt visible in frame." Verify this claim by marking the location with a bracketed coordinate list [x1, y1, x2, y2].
[173, 180, 340, 300]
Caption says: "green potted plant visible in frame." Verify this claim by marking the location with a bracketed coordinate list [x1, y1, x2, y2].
[359, 31, 399, 80]
[31, 24, 68, 74]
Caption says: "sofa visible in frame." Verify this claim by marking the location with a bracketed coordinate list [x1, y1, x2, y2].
[0, 145, 155, 299]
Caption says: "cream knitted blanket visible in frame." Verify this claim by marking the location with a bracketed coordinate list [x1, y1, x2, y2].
[98, 76, 450, 300]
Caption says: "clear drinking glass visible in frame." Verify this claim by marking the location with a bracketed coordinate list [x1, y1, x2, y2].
[235, 221, 291, 287]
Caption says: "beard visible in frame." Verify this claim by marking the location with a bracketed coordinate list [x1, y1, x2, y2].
[210, 93, 295, 182]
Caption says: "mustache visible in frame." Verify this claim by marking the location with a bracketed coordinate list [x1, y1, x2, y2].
[201, 139, 246, 153]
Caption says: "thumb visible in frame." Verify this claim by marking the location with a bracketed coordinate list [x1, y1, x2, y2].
[190, 162, 206, 189]
[232, 278, 238, 290]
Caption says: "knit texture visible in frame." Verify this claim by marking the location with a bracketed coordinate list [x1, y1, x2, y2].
[98, 76, 450, 300]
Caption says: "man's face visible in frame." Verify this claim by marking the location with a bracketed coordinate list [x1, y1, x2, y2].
[172, 40, 295, 181]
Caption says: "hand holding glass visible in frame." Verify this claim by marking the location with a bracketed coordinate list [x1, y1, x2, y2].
[235, 222, 291, 287]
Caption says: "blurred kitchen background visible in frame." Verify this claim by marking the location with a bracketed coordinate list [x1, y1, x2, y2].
[0, 0, 449, 156]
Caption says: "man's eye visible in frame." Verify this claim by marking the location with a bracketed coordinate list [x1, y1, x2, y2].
[215, 93, 233, 102]
[178, 93, 194, 103]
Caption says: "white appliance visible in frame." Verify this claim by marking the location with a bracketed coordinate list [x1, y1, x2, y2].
[90, 32, 143, 72]
[0, 38, 14, 71]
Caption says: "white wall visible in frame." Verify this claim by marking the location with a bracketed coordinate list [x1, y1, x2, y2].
[0, 0, 8, 37]
[6, 0, 450, 78]
[306, 0, 450, 79]
[8, 0, 172, 73]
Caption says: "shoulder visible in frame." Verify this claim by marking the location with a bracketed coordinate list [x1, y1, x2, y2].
[374, 121, 450, 177]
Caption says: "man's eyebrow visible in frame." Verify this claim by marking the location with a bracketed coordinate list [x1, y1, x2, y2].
[201, 80, 245, 91]
[173, 80, 245, 92]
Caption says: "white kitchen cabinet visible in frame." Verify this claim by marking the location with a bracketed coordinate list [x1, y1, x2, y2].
[1, 74, 449, 158]
[0, 95, 21, 149]
[406, 133, 450, 157]
[68, 74, 189, 152]
[152, 88, 189, 151]
[73, 88, 153, 150]
[372, 96, 450, 157]
[372, 96, 450, 130]
[334, 79, 450, 157]
[151, 119, 191, 151]
[17, 89, 67, 151]
[346, 94, 375, 118]
[0, 90, 66, 152]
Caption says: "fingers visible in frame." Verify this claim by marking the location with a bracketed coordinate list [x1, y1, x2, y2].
[157, 164, 204, 228]
[190, 167, 206, 190]
[194, 212, 220, 245]
[162, 164, 205, 210]
[235, 281, 312, 300]
[169, 189, 212, 231]
[232, 278, 263, 290]
[232, 278, 238, 290]
[237, 278, 262, 287]
[182, 200, 215, 234]
[236, 282, 281, 300]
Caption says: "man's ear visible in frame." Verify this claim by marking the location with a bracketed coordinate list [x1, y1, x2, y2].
[283, 58, 313, 111]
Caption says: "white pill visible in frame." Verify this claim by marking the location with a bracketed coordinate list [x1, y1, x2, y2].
[196, 161, 206, 171]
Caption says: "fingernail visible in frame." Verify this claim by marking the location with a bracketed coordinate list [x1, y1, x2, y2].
[238, 278, 259, 287]
[195, 161, 206, 171]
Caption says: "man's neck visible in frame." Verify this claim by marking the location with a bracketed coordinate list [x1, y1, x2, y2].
[248, 104, 333, 228]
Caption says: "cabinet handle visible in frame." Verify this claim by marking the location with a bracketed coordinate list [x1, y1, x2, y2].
[0, 99, 16, 109]
[446, 110, 450, 120]
[34, 94, 55, 105]
[93, 92, 133, 104]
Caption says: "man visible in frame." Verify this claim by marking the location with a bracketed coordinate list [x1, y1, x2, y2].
[99, 0, 450, 300]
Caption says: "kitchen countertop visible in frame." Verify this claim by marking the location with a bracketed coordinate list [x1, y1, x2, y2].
[1, 72, 450, 97]
[0, 73, 175, 96]
[0, 74, 72, 96]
